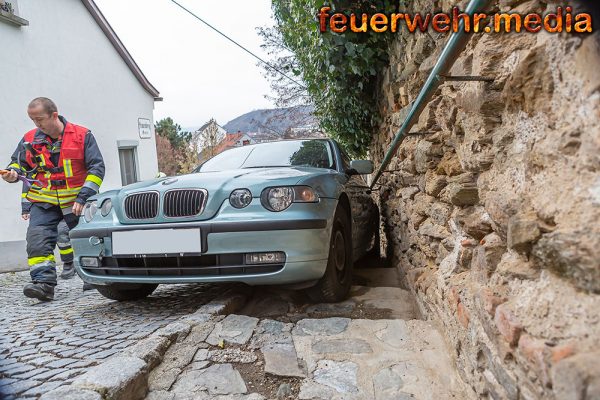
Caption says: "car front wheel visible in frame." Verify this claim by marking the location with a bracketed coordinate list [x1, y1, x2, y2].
[95, 283, 158, 301]
[306, 206, 353, 303]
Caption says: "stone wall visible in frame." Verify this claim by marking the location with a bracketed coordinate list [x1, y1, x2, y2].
[370, 1, 600, 398]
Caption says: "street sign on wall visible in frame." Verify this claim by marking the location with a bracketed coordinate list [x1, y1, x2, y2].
[138, 118, 152, 139]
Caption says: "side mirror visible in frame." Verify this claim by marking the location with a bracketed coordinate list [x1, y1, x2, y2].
[156, 172, 166, 178]
[348, 160, 374, 175]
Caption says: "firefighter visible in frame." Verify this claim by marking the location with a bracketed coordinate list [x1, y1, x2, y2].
[2, 97, 105, 301]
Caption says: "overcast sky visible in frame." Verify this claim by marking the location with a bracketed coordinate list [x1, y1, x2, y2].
[94, 0, 277, 130]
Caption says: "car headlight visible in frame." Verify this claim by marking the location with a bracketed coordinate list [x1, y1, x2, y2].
[260, 186, 319, 212]
[229, 189, 253, 209]
[100, 199, 112, 216]
[83, 201, 98, 222]
[262, 187, 294, 212]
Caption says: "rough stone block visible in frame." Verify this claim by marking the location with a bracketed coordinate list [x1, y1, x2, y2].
[552, 352, 600, 400]
[313, 360, 358, 394]
[171, 363, 246, 396]
[444, 182, 479, 206]
[123, 335, 170, 370]
[415, 141, 436, 173]
[456, 207, 493, 240]
[292, 318, 350, 336]
[312, 338, 373, 354]
[496, 252, 539, 280]
[476, 288, 506, 317]
[418, 218, 450, 240]
[517, 334, 550, 387]
[457, 303, 470, 329]
[532, 230, 600, 293]
[425, 171, 447, 197]
[152, 322, 191, 343]
[507, 213, 541, 254]
[206, 314, 259, 346]
[427, 202, 453, 226]
[196, 289, 249, 316]
[161, 344, 198, 370]
[399, 186, 420, 200]
[436, 152, 463, 176]
[494, 304, 522, 347]
[73, 356, 147, 400]
[262, 343, 305, 378]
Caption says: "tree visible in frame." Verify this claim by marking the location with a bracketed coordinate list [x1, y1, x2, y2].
[257, 26, 310, 108]
[178, 141, 200, 175]
[154, 117, 197, 176]
[155, 135, 179, 176]
[264, 0, 395, 156]
[198, 119, 222, 159]
[155, 117, 191, 149]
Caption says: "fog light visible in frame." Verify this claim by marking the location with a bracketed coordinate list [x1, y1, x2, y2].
[245, 252, 286, 265]
[80, 257, 100, 267]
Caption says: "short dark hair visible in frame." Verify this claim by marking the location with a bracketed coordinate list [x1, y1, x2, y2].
[28, 97, 58, 115]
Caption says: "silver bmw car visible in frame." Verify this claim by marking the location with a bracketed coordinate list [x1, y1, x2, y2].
[70, 139, 379, 302]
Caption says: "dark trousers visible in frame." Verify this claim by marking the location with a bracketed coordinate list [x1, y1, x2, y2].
[27, 204, 79, 285]
[57, 220, 74, 264]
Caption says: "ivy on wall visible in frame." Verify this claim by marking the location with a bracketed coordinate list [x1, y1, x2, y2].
[271, 0, 395, 156]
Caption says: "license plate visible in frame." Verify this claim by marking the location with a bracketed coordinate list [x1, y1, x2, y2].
[112, 229, 201, 255]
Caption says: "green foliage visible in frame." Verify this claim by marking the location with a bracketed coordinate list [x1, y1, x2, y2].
[154, 117, 192, 149]
[271, 0, 394, 156]
[154, 117, 197, 176]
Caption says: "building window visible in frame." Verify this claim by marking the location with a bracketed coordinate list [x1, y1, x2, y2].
[242, 140, 250, 146]
[0, 0, 28, 26]
[119, 148, 138, 186]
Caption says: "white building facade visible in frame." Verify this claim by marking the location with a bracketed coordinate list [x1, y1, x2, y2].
[0, 0, 160, 270]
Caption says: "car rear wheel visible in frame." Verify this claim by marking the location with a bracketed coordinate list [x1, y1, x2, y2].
[306, 206, 353, 303]
[95, 283, 158, 301]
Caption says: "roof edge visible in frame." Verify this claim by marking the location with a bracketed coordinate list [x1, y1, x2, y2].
[81, 0, 161, 100]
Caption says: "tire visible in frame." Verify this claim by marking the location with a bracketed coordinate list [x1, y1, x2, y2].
[95, 283, 158, 301]
[306, 206, 353, 303]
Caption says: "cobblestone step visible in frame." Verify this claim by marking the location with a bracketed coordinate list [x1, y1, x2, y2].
[1, 267, 472, 400]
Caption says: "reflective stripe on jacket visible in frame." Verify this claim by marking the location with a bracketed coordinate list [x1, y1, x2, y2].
[22, 122, 103, 207]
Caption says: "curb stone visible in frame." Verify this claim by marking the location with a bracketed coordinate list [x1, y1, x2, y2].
[39, 386, 103, 400]
[72, 356, 147, 400]
[41, 287, 249, 400]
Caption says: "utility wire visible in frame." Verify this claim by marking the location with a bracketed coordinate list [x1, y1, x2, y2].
[169, 0, 306, 89]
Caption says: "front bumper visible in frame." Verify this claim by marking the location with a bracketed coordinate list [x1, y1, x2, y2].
[71, 200, 336, 286]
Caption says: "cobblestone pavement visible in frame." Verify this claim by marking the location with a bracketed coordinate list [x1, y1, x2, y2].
[140, 268, 474, 400]
[0, 269, 230, 399]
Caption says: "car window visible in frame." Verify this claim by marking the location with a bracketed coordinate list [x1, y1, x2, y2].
[339, 147, 352, 170]
[197, 140, 335, 172]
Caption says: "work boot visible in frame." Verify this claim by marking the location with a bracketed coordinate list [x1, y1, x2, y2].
[23, 282, 55, 301]
[82, 282, 95, 291]
[60, 262, 75, 279]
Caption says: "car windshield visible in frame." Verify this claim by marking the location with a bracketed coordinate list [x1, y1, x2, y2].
[197, 140, 335, 172]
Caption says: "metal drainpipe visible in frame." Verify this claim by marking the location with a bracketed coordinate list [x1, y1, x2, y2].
[370, 0, 494, 189]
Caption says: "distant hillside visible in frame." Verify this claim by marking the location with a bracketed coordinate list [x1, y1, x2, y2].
[223, 105, 317, 135]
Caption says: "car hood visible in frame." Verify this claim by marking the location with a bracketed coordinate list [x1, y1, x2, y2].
[113, 167, 338, 223]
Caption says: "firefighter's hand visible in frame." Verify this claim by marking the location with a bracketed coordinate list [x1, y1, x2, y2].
[73, 202, 84, 216]
[1, 169, 18, 183]
[22, 213, 30, 221]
